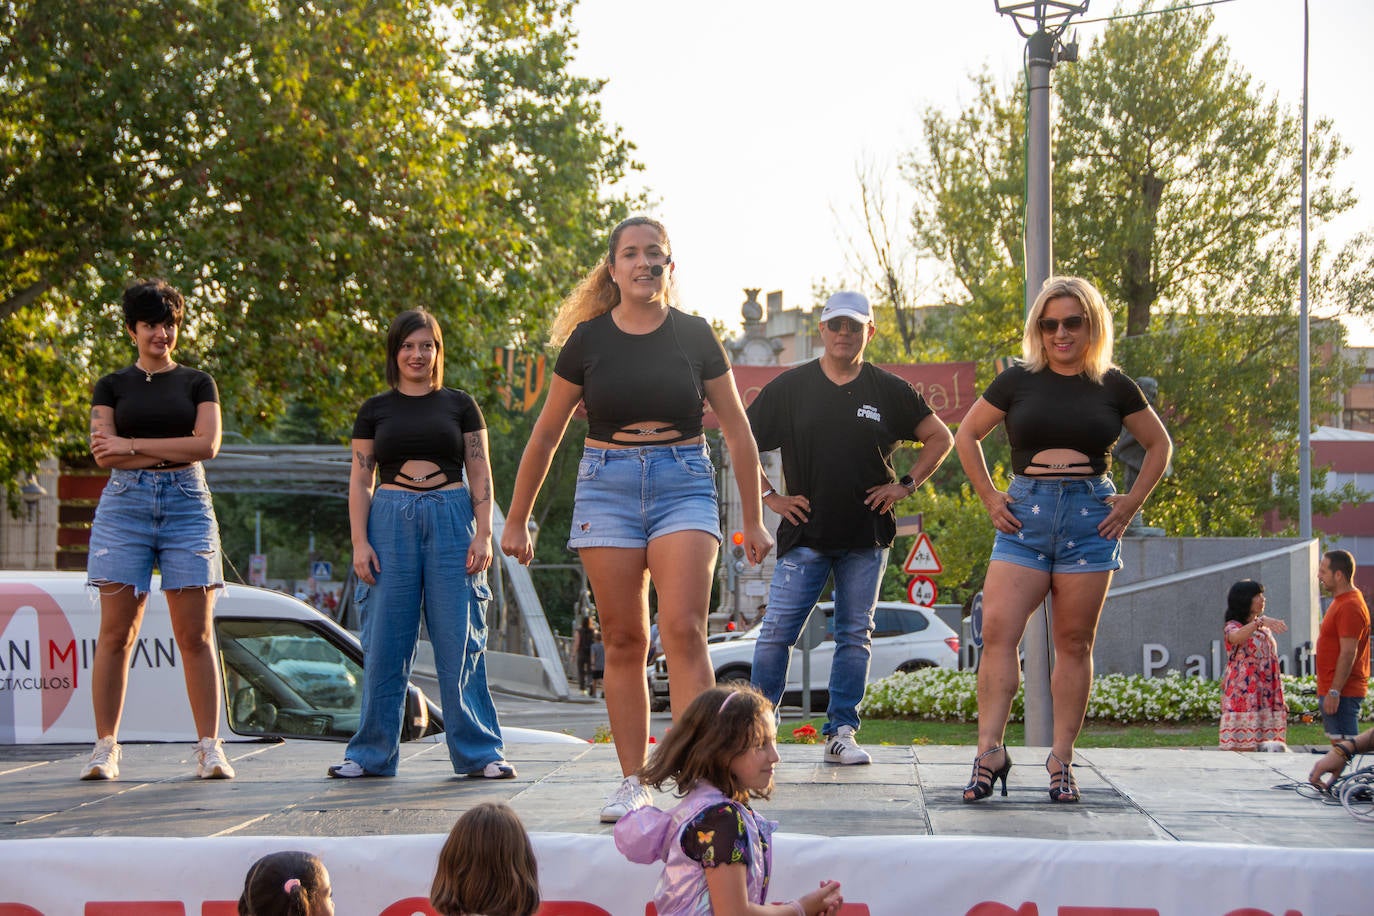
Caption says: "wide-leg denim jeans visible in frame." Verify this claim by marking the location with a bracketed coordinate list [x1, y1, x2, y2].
[345, 488, 504, 775]
[750, 545, 888, 736]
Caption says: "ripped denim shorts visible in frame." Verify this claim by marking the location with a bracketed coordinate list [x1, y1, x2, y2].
[86, 465, 224, 595]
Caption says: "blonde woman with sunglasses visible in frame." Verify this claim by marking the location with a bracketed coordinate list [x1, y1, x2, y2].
[953, 276, 1171, 804]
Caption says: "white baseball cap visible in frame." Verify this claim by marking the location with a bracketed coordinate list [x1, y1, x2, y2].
[820, 291, 872, 324]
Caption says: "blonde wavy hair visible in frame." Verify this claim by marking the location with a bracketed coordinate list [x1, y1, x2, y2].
[548, 216, 677, 346]
[1021, 275, 1116, 383]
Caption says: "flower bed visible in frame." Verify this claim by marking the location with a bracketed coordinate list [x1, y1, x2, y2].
[858, 668, 1374, 724]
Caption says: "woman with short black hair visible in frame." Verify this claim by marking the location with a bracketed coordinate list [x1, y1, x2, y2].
[83, 278, 232, 781]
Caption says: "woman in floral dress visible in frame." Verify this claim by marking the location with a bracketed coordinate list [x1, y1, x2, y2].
[1220, 580, 1289, 750]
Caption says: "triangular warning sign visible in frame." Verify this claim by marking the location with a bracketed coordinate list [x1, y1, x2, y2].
[902, 531, 942, 575]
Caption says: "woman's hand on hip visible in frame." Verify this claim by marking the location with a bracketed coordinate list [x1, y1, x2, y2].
[353, 542, 380, 585]
[982, 490, 1020, 534]
[1098, 494, 1141, 540]
[467, 534, 492, 574]
[500, 526, 534, 566]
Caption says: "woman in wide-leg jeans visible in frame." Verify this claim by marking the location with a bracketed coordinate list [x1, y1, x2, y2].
[329, 308, 513, 780]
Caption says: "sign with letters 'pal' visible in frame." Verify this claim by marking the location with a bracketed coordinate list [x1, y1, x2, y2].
[902, 532, 942, 575]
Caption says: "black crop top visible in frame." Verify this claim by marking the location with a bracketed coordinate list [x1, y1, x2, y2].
[92, 365, 219, 440]
[351, 388, 485, 490]
[982, 364, 1148, 476]
[553, 309, 730, 444]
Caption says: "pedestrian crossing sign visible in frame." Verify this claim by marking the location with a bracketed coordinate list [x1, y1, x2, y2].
[901, 532, 942, 575]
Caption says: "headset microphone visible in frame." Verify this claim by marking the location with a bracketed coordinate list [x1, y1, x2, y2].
[649, 258, 672, 278]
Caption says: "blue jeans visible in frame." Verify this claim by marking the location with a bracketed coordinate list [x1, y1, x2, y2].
[346, 488, 504, 775]
[750, 545, 888, 735]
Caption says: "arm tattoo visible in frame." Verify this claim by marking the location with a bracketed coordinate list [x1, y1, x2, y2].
[465, 432, 486, 461]
[355, 450, 376, 471]
[471, 479, 492, 507]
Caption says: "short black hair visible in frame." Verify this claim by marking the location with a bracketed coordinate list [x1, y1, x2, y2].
[1324, 549, 1356, 583]
[122, 279, 184, 329]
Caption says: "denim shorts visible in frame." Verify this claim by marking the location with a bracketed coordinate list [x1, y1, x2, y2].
[86, 465, 224, 595]
[1322, 694, 1363, 740]
[568, 443, 722, 549]
[989, 475, 1122, 574]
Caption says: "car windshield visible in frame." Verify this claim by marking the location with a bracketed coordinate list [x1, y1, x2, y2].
[216, 619, 363, 740]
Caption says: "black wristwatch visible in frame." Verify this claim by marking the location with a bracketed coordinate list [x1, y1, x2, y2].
[899, 474, 916, 494]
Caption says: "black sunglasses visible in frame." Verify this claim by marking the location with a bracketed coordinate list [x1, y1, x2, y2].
[824, 317, 866, 333]
[1037, 315, 1087, 333]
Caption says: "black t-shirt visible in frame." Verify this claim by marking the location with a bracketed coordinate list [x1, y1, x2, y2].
[982, 364, 1148, 476]
[553, 309, 730, 444]
[91, 365, 219, 439]
[747, 360, 933, 555]
[351, 387, 485, 489]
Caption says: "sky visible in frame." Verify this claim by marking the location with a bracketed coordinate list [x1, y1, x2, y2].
[567, 0, 1374, 344]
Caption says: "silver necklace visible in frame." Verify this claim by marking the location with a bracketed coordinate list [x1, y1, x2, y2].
[135, 360, 176, 382]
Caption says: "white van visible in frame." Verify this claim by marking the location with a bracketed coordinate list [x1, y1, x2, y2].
[0, 571, 579, 745]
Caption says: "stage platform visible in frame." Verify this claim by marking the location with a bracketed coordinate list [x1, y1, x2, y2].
[2, 739, 1369, 847]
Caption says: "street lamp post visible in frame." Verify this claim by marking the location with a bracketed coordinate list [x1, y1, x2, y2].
[994, 0, 1087, 748]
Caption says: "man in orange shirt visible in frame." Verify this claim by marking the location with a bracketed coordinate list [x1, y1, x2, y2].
[1316, 549, 1370, 741]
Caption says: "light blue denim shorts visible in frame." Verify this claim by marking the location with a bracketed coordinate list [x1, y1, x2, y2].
[86, 465, 224, 595]
[989, 475, 1122, 574]
[568, 443, 722, 549]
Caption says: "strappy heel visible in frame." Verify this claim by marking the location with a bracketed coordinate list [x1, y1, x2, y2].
[962, 745, 1012, 802]
[1046, 752, 1080, 803]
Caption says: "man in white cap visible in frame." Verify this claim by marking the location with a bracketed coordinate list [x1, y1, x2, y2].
[746, 290, 952, 763]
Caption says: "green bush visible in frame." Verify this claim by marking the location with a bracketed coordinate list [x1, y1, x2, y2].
[859, 668, 1374, 724]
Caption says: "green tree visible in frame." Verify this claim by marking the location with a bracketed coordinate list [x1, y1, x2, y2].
[0, 0, 635, 502]
[897, 2, 1368, 536]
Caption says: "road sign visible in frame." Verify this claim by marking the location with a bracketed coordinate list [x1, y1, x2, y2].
[902, 532, 942, 575]
[310, 561, 333, 581]
[907, 575, 938, 607]
[249, 554, 267, 586]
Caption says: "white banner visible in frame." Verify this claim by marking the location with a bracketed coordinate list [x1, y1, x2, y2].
[0, 833, 1371, 916]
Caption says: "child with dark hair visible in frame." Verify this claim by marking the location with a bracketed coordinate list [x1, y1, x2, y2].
[238, 850, 333, 916]
[430, 802, 541, 916]
[615, 685, 843, 916]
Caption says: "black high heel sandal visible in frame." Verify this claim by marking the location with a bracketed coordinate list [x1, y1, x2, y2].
[962, 745, 1012, 802]
[1046, 752, 1080, 803]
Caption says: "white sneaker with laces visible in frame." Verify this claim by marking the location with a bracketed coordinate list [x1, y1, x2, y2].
[195, 737, 236, 779]
[600, 774, 653, 823]
[823, 725, 871, 765]
[80, 736, 121, 780]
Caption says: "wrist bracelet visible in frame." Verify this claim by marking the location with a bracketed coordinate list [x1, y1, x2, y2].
[1334, 740, 1355, 763]
[761, 487, 776, 500]
[787, 901, 805, 916]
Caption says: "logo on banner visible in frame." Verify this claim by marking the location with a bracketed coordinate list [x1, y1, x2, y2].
[1, 583, 78, 734]
[902, 532, 942, 575]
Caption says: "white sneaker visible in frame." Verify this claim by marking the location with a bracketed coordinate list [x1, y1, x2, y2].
[327, 759, 367, 778]
[80, 736, 121, 780]
[600, 774, 653, 823]
[195, 737, 236, 779]
[466, 760, 517, 779]
[824, 725, 872, 765]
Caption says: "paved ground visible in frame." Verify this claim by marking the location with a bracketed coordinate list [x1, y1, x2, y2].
[3, 735, 1369, 847]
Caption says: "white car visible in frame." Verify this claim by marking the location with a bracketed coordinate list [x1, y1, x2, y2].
[649, 601, 960, 709]
[0, 571, 582, 746]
